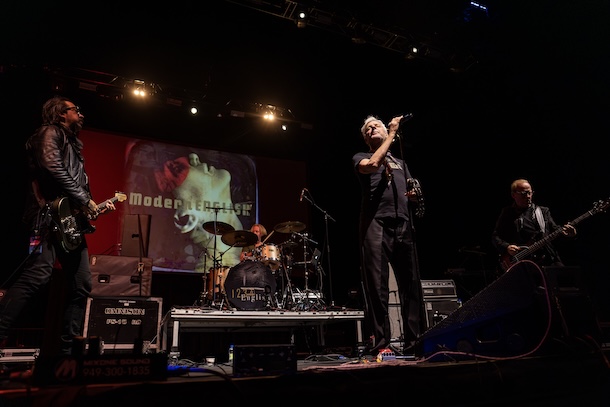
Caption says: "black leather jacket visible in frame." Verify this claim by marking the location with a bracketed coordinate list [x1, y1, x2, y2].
[24, 124, 92, 225]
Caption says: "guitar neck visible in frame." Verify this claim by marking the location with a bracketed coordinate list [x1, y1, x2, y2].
[503, 198, 609, 271]
[99, 196, 117, 210]
[514, 207, 597, 263]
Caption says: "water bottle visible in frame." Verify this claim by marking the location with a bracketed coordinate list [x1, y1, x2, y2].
[228, 344, 234, 363]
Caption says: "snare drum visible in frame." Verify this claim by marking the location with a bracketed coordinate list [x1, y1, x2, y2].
[259, 243, 281, 271]
[207, 266, 229, 299]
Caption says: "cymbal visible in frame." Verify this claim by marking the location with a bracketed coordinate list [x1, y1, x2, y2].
[274, 221, 306, 233]
[221, 230, 258, 247]
[203, 221, 235, 235]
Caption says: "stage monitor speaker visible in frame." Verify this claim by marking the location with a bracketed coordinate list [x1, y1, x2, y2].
[415, 261, 603, 359]
[90, 255, 152, 297]
[121, 214, 151, 258]
[415, 260, 552, 359]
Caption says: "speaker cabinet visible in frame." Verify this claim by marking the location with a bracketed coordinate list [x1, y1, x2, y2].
[415, 261, 602, 359]
[83, 296, 162, 353]
[424, 298, 461, 329]
[421, 279, 459, 330]
[90, 255, 152, 297]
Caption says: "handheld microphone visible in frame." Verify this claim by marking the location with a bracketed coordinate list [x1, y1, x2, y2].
[400, 113, 414, 122]
[299, 188, 307, 202]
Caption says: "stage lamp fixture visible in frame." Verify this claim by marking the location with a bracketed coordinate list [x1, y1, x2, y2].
[296, 10, 308, 28]
[405, 45, 420, 60]
[132, 79, 146, 97]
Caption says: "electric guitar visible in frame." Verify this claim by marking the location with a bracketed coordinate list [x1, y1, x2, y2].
[50, 192, 127, 253]
[407, 178, 425, 218]
[499, 198, 609, 272]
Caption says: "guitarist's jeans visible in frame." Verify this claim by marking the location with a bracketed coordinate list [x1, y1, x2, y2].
[0, 234, 92, 355]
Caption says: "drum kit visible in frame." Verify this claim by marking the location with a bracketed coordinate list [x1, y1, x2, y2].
[198, 220, 324, 311]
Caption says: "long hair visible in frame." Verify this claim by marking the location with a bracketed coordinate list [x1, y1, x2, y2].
[41, 95, 71, 125]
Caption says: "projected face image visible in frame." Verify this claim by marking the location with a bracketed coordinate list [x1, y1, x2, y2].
[156, 153, 244, 270]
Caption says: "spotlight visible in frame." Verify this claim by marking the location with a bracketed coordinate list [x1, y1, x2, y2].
[190, 106, 199, 115]
[296, 9, 308, 28]
[405, 45, 420, 60]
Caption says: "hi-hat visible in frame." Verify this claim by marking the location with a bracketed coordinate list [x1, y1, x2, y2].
[274, 221, 306, 233]
[203, 221, 235, 235]
[221, 230, 258, 247]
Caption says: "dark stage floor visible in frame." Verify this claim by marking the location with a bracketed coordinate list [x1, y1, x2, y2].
[1, 340, 609, 407]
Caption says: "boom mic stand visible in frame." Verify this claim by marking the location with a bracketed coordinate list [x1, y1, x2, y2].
[301, 191, 337, 308]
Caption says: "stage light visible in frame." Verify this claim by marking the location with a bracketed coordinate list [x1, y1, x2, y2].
[405, 45, 420, 60]
[296, 9, 308, 28]
[190, 106, 199, 115]
[132, 79, 146, 97]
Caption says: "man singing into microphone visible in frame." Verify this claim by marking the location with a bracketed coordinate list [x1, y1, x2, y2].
[352, 114, 425, 356]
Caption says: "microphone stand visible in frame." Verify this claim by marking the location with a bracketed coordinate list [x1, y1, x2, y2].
[301, 193, 337, 308]
[395, 129, 427, 338]
[202, 207, 223, 307]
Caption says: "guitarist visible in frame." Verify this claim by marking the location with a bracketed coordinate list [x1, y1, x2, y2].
[491, 178, 576, 273]
[0, 96, 115, 356]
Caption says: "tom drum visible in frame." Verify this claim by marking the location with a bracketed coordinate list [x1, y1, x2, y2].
[207, 266, 229, 299]
[259, 243, 281, 271]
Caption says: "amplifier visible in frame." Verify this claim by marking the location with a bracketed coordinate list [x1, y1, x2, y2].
[423, 298, 461, 330]
[83, 296, 162, 353]
[90, 255, 153, 297]
[421, 280, 457, 299]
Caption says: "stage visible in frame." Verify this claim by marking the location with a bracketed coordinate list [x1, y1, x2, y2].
[1, 344, 609, 406]
[2, 263, 610, 406]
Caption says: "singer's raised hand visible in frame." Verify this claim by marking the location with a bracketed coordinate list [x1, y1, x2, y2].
[387, 115, 403, 133]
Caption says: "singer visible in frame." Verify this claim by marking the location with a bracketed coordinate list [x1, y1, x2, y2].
[352, 114, 425, 356]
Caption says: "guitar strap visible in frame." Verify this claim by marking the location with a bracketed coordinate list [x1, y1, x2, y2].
[533, 205, 546, 234]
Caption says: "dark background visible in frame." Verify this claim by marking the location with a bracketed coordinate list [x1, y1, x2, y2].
[1, 1, 609, 320]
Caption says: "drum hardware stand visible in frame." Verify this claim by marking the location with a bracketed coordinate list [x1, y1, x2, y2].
[200, 207, 229, 308]
[300, 191, 337, 308]
[279, 262, 296, 310]
[292, 231, 318, 290]
[276, 243, 297, 310]
[194, 246, 212, 307]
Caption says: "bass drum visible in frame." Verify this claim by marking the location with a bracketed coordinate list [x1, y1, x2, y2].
[224, 261, 277, 310]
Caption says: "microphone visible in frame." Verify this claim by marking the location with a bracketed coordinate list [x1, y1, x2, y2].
[400, 113, 414, 122]
[299, 188, 307, 202]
